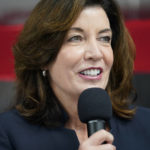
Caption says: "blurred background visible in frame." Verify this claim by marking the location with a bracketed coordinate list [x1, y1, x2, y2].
[0, 0, 150, 25]
[0, 0, 150, 112]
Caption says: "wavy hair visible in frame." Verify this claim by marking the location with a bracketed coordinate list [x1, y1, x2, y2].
[13, 0, 136, 127]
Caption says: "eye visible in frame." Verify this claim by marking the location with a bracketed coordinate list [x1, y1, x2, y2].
[68, 35, 83, 42]
[98, 36, 112, 43]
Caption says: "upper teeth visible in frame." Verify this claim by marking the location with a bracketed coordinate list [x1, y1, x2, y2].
[80, 69, 101, 76]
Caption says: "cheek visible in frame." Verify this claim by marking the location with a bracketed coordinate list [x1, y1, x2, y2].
[59, 46, 84, 67]
[49, 46, 84, 79]
[105, 49, 114, 68]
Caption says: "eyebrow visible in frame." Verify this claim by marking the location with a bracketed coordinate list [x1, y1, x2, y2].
[69, 27, 84, 33]
[99, 28, 112, 34]
[69, 27, 112, 34]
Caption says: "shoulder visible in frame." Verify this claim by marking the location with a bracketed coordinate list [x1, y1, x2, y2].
[111, 106, 150, 149]
[0, 109, 20, 120]
[0, 109, 56, 133]
[111, 106, 150, 130]
[133, 106, 150, 122]
[0, 109, 27, 149]
[136, 106, 150, 114]
[113, 106, 150, 123]
[0, 109, 47, 139]
[0, 110, 79, 150]
[0, 109, 20, 125]
[0, 109, 26, 128]
[0, 109, 29, 137]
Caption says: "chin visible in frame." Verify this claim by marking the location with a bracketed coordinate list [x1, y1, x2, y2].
[78, 84, 106, 93]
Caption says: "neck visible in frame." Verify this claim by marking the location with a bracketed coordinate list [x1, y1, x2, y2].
[63, 95, 85, 128]
[61, 95, 88, 143]
[54, 90, 88, 143]
[65, 111, 88, 143]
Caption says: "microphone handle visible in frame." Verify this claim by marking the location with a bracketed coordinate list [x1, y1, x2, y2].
[87, 120, 105, 137]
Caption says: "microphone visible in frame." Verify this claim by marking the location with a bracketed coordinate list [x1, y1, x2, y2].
[78, 88, 112, 137]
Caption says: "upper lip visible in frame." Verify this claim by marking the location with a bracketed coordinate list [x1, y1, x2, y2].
[79, 67, 103, 73]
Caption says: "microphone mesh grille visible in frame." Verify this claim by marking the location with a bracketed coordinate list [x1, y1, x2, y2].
[78, 88, 112, 123]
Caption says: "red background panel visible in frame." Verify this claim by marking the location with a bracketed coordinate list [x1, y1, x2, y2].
[0, 20, 150, 81]
[126, 20, 150, 73]
[0, 25, 22, 80]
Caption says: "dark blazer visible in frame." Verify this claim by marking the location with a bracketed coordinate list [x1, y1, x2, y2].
[0, 107, 150, 150]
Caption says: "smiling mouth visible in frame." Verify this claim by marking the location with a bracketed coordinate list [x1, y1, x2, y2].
[80, 68, 101, 77]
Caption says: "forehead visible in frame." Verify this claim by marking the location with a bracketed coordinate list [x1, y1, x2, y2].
[71, 6, 110, 30]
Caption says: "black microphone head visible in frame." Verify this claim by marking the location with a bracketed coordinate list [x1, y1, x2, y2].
[78, 88, 112, 123]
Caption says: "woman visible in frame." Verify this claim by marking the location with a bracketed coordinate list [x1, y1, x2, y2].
[0, 0, 150, 150]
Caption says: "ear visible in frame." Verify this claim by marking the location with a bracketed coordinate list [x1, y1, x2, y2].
[41, 64, 49, 71]
[41, 65, 49, 77]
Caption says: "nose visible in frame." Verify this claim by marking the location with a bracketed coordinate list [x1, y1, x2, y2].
[84, 39, 103, 61]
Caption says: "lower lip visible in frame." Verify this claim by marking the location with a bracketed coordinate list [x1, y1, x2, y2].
[79, 73, 102, 80]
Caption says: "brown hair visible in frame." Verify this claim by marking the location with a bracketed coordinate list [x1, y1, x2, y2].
[13, 0, 136, 127]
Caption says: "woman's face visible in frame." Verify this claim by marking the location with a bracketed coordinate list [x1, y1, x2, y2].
[47, 6, 113, 99]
